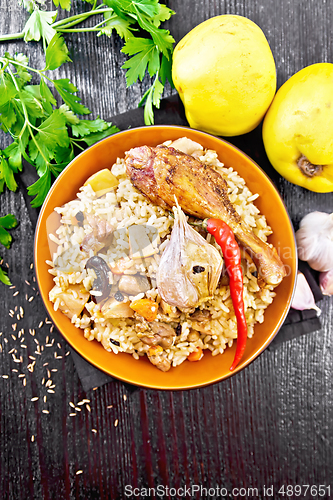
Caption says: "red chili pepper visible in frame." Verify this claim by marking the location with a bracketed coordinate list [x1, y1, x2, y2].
[205, 218, 248, 371]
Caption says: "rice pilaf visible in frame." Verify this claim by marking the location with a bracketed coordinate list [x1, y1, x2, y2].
[47, 138, 276, 371]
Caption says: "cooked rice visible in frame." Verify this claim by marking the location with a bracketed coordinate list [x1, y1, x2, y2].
[47, 138, 276, 369]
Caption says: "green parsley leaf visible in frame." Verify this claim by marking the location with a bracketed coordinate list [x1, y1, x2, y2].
[0, 227, 12, 249]
[52, 0, 72, 11]
[27, 169, 52, 208]
[45, 34, 72, 71]
[139, 75, 163, 125]
[137, 17, 174, 58]
[108, 0, 160, 18]
[159, 53, 174, 87]
[98, 13, 134, 41]
[58, 104, 80, 125]
[18, 88, 46, 119]
[0, 155, 17, 192]
[79, 125, 120, 147]
[152, 4, 175, 27]
[103, 0, 174, 123]
[23, 10, 58, 45]
[0, 214, 17, 250]
[40, 78, 56, 115]
[0, 264, 11, 286]
[0, 214, 18, 230]
[29, 109, 69, 167]
[54, 144, 75, 164]
[53, 79, 91, 115]
[0, 73, 18, 130]
[71, 117, 113, 137]
[0, 100, 17, 131]
[12, 53, 32, 84]
[122, 38, 160, 86]
[3, 143, 23, 173]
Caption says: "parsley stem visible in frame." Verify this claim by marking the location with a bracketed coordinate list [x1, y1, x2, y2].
[51, 8, 114, 29]
[0, 5, 113, 43]
[56, 18, 110, 32]
[3, 57, 54, 88]
[0, 32, 24, 42]
[0, 58, 9, 71]
[56, 27, 102, 33]
[70, 139, 85, 151]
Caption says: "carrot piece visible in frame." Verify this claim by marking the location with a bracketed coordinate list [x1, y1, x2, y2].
[130, 298, 158, 321]
[187, 347, 203, 362]
[148, 345, 163, 356]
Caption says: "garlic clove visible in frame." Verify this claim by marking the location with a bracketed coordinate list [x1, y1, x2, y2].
[291, 272, 321, 314]
[319, 269, 333, 296]
[157, 202, 223, 311]
[296, 211, 333, 272]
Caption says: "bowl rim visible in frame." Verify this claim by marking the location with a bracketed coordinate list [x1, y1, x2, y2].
[34, 124, 297, 390]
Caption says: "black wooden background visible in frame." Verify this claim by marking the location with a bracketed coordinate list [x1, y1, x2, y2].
[0, 1, 332, 499]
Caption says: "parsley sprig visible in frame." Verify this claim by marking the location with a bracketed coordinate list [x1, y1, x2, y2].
[0, 35, 119, 207]
[0, 213, 18, 285]
[0, 0, 175, 285]
[1, 0, 175, 123]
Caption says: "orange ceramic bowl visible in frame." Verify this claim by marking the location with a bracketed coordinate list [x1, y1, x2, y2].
[34, 125, 297, 390]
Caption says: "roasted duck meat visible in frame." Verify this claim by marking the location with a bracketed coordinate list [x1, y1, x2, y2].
[125, 145, 286, 287]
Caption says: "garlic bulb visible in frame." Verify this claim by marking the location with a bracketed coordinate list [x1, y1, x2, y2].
[319, 269, 333, 296]
[291, 272, 321, 314]
[157, 204, 223, 311]
[296, 211, 333, 272]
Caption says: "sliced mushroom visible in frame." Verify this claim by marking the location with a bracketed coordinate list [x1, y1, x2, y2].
[101, 296, 134, 319]
[140, 322, 176, 349]
[190, 309, 211, 322]
[51, 284, 90, 320]
[118, 274, 150, 295]
[85, 256, 112, 303]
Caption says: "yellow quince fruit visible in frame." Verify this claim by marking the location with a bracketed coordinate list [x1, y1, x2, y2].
[172, 15, 276, 136]
[263, 63, 333, 192]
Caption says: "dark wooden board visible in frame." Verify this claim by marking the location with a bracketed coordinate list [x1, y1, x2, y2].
[0, 1, 332, 499]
